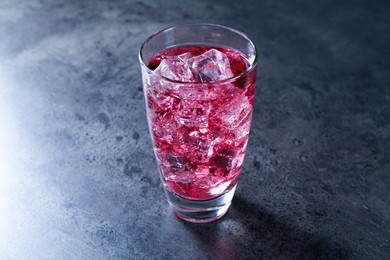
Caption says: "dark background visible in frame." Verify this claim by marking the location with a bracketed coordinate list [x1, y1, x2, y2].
[0, 0, 389, 259]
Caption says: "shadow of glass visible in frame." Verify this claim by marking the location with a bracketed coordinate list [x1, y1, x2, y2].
[180, 195, 350, 260]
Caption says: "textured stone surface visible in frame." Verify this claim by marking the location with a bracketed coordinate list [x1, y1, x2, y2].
[0, 0, 389, 259]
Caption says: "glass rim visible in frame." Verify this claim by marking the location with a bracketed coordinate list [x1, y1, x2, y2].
[138, 23, 258, 85]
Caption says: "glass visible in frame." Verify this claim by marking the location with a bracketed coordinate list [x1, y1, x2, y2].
[139, 23, 258, 223]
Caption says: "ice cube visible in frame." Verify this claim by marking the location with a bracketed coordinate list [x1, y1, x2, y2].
[213, 95, 252, 129]
[154, 52, 194, 82]
[175, 100, 210, 128]
[148, 90, 180, 112]
[195, 176, 226, 189]
[152, 125, 174, 144]
[187, 49, 234, 82]
[194, 166, 210, 178]
[153, 49, 234, 83]
[233, 112, 252, 147]
[210, 149, 242, 177]
[186, 130, 214, 162]
[207, 136, 225, 158]
[206, 82, 238, 101]
[193, 176, 231, 195]
[159, 154, 194, 183]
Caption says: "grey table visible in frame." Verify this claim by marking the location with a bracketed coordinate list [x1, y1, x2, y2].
[0, 0, 389, 259]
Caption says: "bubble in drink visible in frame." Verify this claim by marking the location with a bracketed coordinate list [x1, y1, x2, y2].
[146, 46, 255, 200]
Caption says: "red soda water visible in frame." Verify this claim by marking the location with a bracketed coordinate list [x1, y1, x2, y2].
[145, 46, 256, 200]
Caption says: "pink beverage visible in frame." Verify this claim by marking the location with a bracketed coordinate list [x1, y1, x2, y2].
[145, 46, 256, 200]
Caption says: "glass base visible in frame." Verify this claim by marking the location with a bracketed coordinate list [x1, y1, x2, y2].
[164, 184, 237, 223]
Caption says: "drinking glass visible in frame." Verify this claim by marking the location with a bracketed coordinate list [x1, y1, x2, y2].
[139, 23, 258, 223]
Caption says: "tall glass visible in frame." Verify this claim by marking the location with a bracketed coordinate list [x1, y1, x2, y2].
[139, 24, 258, 223]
